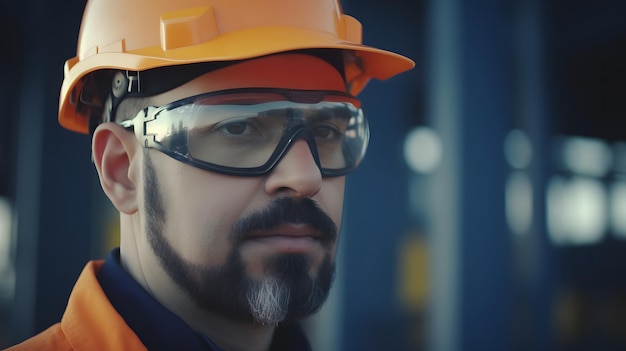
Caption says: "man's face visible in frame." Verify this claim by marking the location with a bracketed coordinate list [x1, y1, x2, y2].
[135, 54, 347, 325]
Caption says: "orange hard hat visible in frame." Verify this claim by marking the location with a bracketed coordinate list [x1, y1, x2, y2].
[59, 0, 415, 134]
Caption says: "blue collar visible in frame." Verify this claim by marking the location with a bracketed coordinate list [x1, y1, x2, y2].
[98, 249, 311, 351]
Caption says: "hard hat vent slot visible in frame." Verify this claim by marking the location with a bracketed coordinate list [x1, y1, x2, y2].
[160, 6, 219, 51]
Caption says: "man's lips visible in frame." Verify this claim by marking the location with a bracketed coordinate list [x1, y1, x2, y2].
[242, 223, 327, 252]
[246, 223, 322, 239]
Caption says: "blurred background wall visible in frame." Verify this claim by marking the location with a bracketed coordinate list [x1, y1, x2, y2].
[2, 0, 626, 350]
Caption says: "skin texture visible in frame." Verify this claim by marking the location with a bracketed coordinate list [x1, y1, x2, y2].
[92, 53, 347, 351]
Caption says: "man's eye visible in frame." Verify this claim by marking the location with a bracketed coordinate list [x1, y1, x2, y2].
[217, 120, 260, 137]
[313, 125, 341, 141]
[223, 122, 248, 135]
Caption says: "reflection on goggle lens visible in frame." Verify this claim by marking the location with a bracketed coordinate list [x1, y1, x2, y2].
[120, 88, 369, 177]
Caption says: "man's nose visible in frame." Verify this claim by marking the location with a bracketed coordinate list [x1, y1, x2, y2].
[264, 139, 322, 198]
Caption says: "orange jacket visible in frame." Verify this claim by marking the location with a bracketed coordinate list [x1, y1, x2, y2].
[6, 261, 148, 351]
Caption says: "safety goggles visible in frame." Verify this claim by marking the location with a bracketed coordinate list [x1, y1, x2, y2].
[120, 88, 369, 177]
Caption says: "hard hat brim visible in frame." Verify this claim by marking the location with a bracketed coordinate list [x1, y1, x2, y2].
[60, 26, 414, 134]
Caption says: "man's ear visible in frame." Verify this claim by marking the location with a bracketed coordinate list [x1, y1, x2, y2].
[92, 123, 140, 214]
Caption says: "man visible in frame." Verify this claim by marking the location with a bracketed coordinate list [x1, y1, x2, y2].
[7, 0, 413, 350]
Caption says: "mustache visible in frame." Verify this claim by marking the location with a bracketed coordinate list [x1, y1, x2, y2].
[231, 197, 338, 243]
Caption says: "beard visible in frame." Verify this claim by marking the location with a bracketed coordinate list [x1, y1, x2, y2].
[143, 153, 337, 325]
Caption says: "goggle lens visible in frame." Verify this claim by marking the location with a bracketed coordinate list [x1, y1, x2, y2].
[122, 88, 369, 177]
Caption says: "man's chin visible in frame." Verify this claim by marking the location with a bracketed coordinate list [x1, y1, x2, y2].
[237, 253, 335, 324]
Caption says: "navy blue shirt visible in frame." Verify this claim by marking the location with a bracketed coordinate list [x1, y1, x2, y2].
[97, 249, 312, 351]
